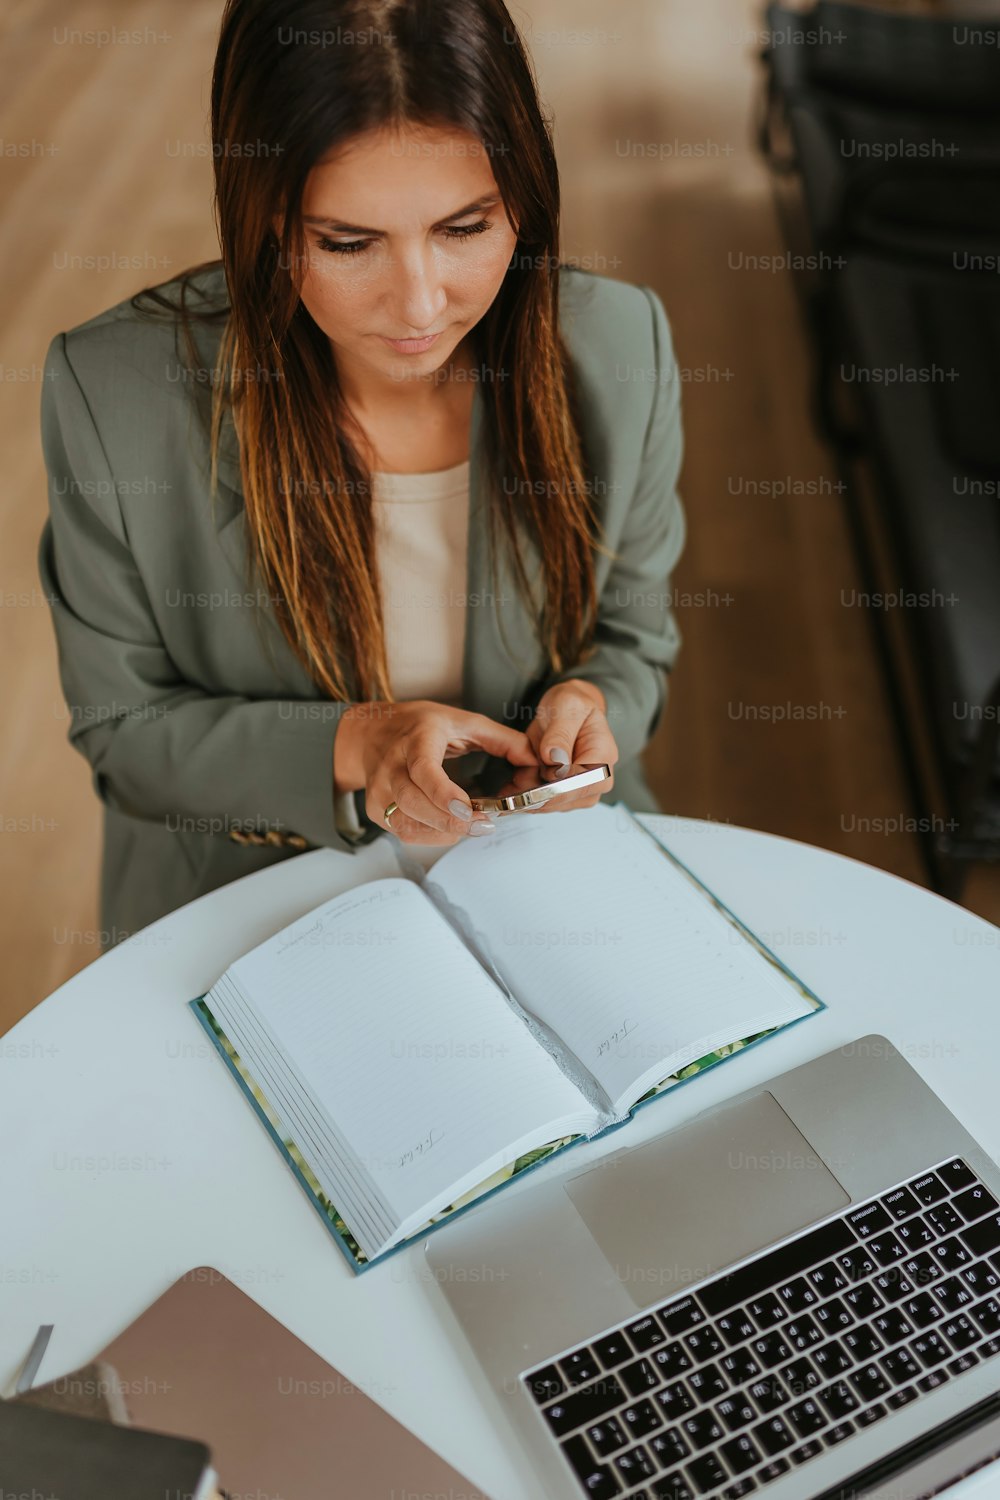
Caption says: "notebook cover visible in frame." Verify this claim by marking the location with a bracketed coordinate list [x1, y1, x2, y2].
[188, 826, 826, 1274]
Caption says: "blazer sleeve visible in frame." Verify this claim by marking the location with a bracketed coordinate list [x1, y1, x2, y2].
[37, 331, 375, 854]
[546, 285, 686, 767]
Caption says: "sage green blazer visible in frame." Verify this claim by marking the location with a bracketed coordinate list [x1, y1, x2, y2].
[38, 264, 686, 950]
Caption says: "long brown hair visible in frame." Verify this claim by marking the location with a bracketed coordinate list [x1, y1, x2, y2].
[133, 0, 605, 704]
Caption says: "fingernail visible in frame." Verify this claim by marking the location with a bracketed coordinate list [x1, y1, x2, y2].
[553, 765, 571, 778]
[549, 747, 570, 765]
[448, 798, 473, 821]
[467, 820, 496, 836]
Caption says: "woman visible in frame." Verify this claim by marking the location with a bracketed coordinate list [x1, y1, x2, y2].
[38, 0, 686, 951]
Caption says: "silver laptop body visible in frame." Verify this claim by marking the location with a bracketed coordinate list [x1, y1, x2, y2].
[425, 1034, 1000, 1500]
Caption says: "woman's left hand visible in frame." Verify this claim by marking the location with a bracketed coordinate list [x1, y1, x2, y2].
[523, 678, 618, 811]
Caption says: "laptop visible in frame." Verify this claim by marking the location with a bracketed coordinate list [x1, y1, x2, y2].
[424, 1033, 1000, 1500]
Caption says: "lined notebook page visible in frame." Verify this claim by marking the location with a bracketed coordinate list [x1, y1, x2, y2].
[223, 878, 598, 1243]
[426, 804, 813, 1114]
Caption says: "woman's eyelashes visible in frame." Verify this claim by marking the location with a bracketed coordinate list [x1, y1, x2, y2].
[316, 219, 493, 257]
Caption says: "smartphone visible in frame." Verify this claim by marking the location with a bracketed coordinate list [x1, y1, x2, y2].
[444, 751, 611, 815]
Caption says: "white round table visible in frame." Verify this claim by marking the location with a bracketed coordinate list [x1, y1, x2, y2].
[2, 814, 999, 1499]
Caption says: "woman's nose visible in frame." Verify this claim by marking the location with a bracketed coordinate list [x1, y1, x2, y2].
[390, 246, 448, 332]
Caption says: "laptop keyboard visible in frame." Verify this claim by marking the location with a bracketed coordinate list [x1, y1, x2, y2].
[522, 1156, 1000, 1499]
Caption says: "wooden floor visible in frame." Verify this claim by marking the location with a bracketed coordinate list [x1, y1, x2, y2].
[2, 0, 997, 1034]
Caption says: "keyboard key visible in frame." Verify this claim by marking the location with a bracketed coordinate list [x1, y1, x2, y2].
[843, 1325, 883, 1361]
[753, 1414, 795, 1455]
[930, 1236, 973, 1274]
[791, 1438, 824, 1463]
[562, 1349, 602, 1386]
[750, 1331, 791, 1368]
[526, 1364, 564, 1403]
[721, 1348, 760, 1385]
[720, 1432, 761, 1474]
[660, 1297, 706, 1336]
[715, 1393, 757, 1432]
[629, 1315, 667, 1352]
[699, 1218, 856, 1316]
[749, 1374, 788, 1413]
[776, 1277, 818, 1314]
[955, 1185, 999, 1222]
[848, 1202, 892, 1238]
[817, 1380, 858, 1419]
[652, 1473, 695, 1500]
[683, 1325, 724, 1362]
[813, 1340, 851, 1377]
[758, 1458, 790, 1482]
[688, 1364, 727, 1402]
[873, 1269, 914, 1303]
[560, 1434, 622, 1498]
[880, 1347, 922, 1384]
[902, 1292, 942, 1329]
[962, 1263, 1000, 1297]
[942, 1314, 980, 1351]
[971, 1297, 1000, 1336]
[616, 1444, 656, 1484]
[622, 1358, 661, 1396]
[786, 1314, 824, 1350]
[588, 1417, 628, 1457]
[886, 1384, 918, 1408]
[787, 1396, 825, 1435]
[717, 1310, 756, 1346]
[982, 1335, 1000, 1358]
[844, 1282, 884, 1318]
[869, 1231, 909, 1267]
[684, 1452, 727, 1495]
[850, 1363, 890, 1403]
[908, 1171, 948, 1207]
[651, 1343, 693, 1381]
[917, 1369, 949, 1393]
[856, 1402, 889, 1427]
[823, 1421, 855, 1445]
[838, 1245, 878, 1283]
[780, 1356, 821, 1396]
[881, 1186, 921, 1222]
[897, 1217, 936, 1251]
[814, 1299, 852, 1335]
[873, 1308, 913, 1344]
[650, 1427, 690, 1466]
[721, 1479, 756, 1500]
[933, 1275, 974, 1314]
[544, 1375, 627, 1436]
[680, 1410, 723, 1451]
[657, 1382, 694, 1421]
[911, 1331, 951, 1367]
[622, 1399, 663, 1439]
[948, 1352, 980, 1376]
[927, 1202, 963, 1237]
[961, 1214, 1000, 1259]
[594, 1331, 633, 1369]
[809, 1261, 848, 1297]
[938, 1158, 977, 1193]
[904, 1253, 942, 1290]
[748, 1292, 787, 1328]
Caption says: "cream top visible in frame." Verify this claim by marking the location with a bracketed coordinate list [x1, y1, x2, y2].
[334, 457, 471, 840]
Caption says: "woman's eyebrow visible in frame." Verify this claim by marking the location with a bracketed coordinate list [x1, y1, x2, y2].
[303, 193, 502, 235]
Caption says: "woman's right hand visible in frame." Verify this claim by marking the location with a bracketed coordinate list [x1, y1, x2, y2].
[335, 700, 540, 845]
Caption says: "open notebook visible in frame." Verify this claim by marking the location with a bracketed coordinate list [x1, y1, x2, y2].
[190, 803, 824, 1272]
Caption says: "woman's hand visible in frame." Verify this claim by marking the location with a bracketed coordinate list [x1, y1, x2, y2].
[335, 700, 539, 845]
[524, 678, 618, 812]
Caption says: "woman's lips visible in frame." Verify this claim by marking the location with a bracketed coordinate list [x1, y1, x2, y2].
[380, 331, 441, 353]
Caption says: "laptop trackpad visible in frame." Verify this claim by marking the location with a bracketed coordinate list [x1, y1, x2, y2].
[563, 1090, 851, 1310]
